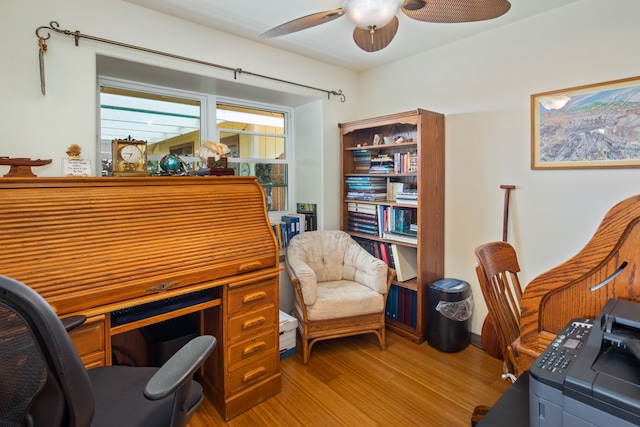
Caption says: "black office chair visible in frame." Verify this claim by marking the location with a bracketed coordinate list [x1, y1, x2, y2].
[0, 275, 216, 427]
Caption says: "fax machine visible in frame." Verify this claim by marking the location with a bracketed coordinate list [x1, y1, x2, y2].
[529, 298, 640, 427]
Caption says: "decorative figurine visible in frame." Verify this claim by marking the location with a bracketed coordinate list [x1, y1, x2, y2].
[0, 157, 52, 177]
[196, 141, 230, 164]
[66, 144, 83, 160]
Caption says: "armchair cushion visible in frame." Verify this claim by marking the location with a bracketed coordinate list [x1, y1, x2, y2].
[287, 230, 388, 318]
[303, 279, 385, 321]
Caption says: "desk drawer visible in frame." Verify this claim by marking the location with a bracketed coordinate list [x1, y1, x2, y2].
[227, 279, 277, 316]
[69, 315, 105, 366]
[227, 329, 276, 370]
[227, 305, 277, 341]
[228, 354, 278, 395]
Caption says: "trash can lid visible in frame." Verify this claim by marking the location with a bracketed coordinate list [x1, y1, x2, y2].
[431, 278, 469, 292]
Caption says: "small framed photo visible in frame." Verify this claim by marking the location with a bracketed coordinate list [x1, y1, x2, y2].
[208, 157, 228, 168]
[531, 76, 640, 169]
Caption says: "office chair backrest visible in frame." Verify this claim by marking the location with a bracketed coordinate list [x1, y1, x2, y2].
[475, 241, 524, 377]
[0, 275, 94, 427]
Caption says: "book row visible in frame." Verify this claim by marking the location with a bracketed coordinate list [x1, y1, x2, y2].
[345, 178, 419, 206]
[353, 237, 417, 282]
[271, 215, 303, 249]
[347, 202, 418, 244]
[296, 203, 318, 232]
[386, 285, 418, 328]
[351, 150, 418, 175]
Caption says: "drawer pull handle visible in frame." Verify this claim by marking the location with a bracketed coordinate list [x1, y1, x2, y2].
[243, 341, 266, 356]
[243, 366, 266, 383]
[243, 291, 267, 303]
[239, 261, 263, 272]
[243, 316, 266, 329]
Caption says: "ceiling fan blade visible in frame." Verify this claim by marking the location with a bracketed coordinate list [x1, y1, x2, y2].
[353, 16, 399, 53]
[260, 8, 345, 38]
[402, 0, 511, 23]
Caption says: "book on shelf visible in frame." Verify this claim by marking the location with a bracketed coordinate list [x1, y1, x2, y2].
[347, 202, 377, 213]
[296, 203, 317, 231]
[353, 237, 379, 259]
[392, 152, 418, 174]
[396, 188, 418, 205]
[369, 154, 394, 174]
[386, 285, 417, 328]
[353, 149, 378, 173]
[347, 212, 377, 225]
[270, 222, 285, 249]
[396, 199, 418, 206]
[281, 215, 302, 235]
[383, 231, 418, 245]
[346, 191, 386, 201]
[390, 244, 417, 282]
[347, 221, 378, 235]
[386, 182, 404, 202]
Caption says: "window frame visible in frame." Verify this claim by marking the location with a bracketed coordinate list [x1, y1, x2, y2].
[97, 78, 293, 214]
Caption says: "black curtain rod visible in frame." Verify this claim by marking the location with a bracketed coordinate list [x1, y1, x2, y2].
[35, 21, 346, 102]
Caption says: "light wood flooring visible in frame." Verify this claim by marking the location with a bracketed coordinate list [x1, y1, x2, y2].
[188, 332, 510, 426]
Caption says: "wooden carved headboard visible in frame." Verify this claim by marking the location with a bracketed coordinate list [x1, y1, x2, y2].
[519, 194, 640, 357]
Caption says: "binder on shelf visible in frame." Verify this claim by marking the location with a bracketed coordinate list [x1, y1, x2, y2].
[281, 215, 301, 236]
[390, 244, 417, 282]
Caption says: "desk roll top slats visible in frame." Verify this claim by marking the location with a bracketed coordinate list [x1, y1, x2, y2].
[0, 177, 281, 420]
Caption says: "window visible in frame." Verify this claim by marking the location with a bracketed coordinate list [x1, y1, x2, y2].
[98, 79, 292, 212]
[217, 102, 289, 212]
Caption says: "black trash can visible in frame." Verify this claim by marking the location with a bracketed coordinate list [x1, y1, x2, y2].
[142, 314, 199, 366]
[427, 278, 472, 352]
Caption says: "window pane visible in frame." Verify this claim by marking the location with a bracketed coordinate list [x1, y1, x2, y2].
[99, 87, 201, 175]
[219, 132, 285, 161]
[217, 103, 288, 212]
[217, 104, 284, 131]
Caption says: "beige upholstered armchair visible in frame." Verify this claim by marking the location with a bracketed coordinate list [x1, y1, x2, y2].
[285, 230, 395, 364]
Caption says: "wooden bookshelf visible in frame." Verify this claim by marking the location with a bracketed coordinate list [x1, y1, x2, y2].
[339, 109, 444, 343]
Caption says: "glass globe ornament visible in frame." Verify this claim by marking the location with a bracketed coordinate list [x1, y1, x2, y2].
[159, 154, 183, 174]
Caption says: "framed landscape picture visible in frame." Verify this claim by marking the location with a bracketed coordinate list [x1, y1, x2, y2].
[531, 76, 640, 169]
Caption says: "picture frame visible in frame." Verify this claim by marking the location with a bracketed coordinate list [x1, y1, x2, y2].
[531, 76, 640, 169]
[208, 157, 228, 168]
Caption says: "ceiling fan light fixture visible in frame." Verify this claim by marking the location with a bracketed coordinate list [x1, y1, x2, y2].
[343, 0, 403, 29]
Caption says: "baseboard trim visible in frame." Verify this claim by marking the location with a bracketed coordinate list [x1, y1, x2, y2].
[470, 332, 483, 348]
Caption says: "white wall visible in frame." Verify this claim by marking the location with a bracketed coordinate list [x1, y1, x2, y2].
[0, 0, 358, 223]
[356, 0, 640, 334]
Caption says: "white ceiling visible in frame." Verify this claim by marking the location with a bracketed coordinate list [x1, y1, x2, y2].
[124, 0, 581, 72]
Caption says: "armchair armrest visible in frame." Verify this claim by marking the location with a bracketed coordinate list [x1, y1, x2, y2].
[144, 335, 216, 401]
[346, 243, 389, 294]
[285, 248, 319, 305]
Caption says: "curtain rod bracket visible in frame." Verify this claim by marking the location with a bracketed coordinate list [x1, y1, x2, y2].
[35, 21, 345, 102]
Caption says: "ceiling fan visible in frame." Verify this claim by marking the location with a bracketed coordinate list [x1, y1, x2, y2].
[260, 0, 511, 52]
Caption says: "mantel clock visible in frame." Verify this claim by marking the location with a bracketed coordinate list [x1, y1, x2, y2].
[111, 136, 148, 176]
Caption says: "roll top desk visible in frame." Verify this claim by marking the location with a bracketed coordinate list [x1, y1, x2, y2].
[0, 176, 281, 420]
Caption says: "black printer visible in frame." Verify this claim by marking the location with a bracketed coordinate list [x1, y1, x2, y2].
[529, 298, 640, 427]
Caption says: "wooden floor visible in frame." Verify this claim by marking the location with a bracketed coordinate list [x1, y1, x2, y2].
[188, 332, 511, 426]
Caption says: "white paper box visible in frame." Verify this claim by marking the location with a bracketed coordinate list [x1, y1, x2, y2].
[279, 311, 297, 358]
